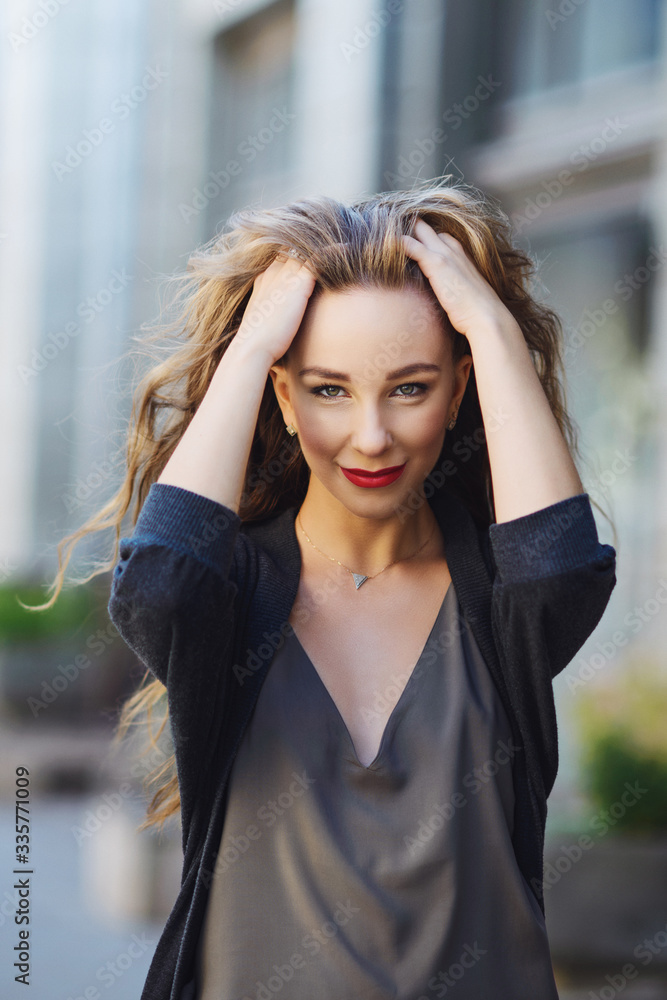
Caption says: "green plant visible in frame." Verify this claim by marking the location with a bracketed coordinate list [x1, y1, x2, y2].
[0, 581, 97, 642]
[575, 659, 667, 835]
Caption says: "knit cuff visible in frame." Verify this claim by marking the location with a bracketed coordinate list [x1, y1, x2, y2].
[488, 492, 604, 583]
[131, 482, 242, 578]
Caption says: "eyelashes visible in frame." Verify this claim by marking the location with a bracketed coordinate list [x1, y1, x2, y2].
[308, 382, 430, 401]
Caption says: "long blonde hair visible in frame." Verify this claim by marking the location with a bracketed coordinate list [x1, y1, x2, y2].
[38, 178, 580, 829]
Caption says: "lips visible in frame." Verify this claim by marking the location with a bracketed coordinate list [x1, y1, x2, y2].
[340, 463, 406, 488]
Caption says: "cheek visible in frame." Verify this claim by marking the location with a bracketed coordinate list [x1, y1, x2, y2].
[405, 400, 449, 447]
[294, 406, 341, 457]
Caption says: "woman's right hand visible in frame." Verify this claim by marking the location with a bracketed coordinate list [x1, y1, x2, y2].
[234, 254, 317, 365]
[157, 253, 315, 511]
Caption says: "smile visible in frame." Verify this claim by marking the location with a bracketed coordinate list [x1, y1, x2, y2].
[340, 464, 406, 488]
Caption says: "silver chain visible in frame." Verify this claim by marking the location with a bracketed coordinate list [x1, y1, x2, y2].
[296, 513, 435, 590]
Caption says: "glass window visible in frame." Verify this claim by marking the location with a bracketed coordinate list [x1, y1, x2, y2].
[581, 0, 662, 78]
[530, 219, 660, 800]
[531, 220, 657, 591]
[206, 0, 296, 233]
[502, 0, 662, 97]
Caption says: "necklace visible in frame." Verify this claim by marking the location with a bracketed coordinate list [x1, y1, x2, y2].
[296, 513, 436, 590]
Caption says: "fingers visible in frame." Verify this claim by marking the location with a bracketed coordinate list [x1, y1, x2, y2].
[406, 219, 462, 254]
[253, 255, 316, 304]
[411, 218, 448, 250]
[402, 233, 458, 276]
[267, 252, 316, 289]
[401, 233, 425, 257]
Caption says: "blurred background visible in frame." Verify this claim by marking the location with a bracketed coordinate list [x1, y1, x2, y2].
[1, 0, 667, 997]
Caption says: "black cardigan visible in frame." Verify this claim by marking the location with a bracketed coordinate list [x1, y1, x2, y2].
[108, 482, 616, 1000]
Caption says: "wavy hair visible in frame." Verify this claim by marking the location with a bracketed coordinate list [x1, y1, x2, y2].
[38, 177, 583, 829]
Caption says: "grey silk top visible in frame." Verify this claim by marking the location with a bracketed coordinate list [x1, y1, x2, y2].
[194, 581, 559, 1000]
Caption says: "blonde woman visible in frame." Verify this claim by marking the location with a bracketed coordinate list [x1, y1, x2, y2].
[49, 181, 616, 999]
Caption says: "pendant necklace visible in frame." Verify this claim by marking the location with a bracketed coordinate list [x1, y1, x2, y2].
[296, 513, 435, 590]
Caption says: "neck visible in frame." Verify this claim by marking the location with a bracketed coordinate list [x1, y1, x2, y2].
[297, 477, 440, 576]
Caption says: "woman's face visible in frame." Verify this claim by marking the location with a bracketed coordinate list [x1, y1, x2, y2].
[270, 285, 472, 519]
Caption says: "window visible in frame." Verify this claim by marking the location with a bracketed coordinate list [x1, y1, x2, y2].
[501, 0, 662, 97]
[206, 0, 296, 233]
[532, 219, 657, 596]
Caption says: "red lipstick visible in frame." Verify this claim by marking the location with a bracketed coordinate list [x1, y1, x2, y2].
[340, 464, 406, 488]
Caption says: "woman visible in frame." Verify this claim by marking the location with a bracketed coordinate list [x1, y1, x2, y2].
[50, 181, 616, 999]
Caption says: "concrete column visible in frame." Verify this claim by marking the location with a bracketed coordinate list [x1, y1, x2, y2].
[0, 2, 49, 578]
[291, 0, 385, 200]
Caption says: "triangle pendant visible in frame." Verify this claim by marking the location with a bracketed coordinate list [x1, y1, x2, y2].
[352, 573, 368, 590]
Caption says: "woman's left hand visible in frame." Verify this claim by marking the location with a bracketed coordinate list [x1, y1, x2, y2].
[403, 218, 585, 523]
[402, 219, 518, 342]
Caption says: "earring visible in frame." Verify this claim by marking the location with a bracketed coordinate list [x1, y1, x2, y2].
[285, 423, 297, 436]
[447, 410, 458, 431]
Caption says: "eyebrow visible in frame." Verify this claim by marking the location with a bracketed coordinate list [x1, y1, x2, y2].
[297, 363, 442, 380]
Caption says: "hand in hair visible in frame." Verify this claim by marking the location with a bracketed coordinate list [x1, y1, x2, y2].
[235, 254, 317, 366]
[403, 218, 584, 523]
[401, 219, 514, 342]
[156, 255, 315, 512]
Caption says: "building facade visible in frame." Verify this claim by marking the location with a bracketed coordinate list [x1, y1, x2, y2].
[1, 1, 665, 992]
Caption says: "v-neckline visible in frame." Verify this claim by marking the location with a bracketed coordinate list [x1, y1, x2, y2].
[290, 581, 453, 771]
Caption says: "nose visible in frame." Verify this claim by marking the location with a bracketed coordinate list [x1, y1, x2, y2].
[349, 402, 393, 456]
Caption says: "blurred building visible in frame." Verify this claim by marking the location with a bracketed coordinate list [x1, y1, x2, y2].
[1, 0, 666, 994]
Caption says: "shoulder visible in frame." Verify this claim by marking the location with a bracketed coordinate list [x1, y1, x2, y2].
[130, 483, 301, 580]
[239, 505, 301, 580]
[241, 505, 298, 551]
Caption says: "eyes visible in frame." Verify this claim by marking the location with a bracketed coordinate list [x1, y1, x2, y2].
[309, 382, 429, 401]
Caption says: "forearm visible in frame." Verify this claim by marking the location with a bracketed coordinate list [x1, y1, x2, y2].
[400, 222, 585, 523]
[157, 338, 273, 512]
[470, 317, 584, 524]
[156, 256, 314, 511]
